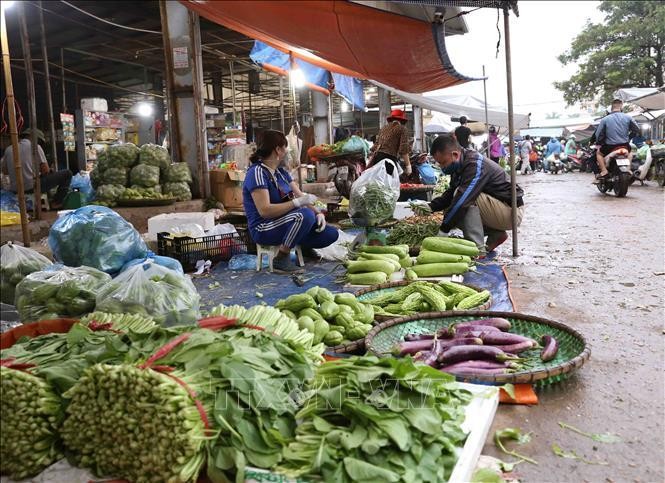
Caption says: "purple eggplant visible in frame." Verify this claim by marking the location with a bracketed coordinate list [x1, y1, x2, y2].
[439, 360, 519, 371]
[392, 339, 434, 356]
[432, 337, 482, 358]
[440, 366, 514, 376]
[453, 318, 512, 331]
[404, 333, 435, 342]
[540, 335, 559, 362]
[472, 331, 536, 346]
[438, 345, 520, 364]
[452, 324, 501, 336]
[415, 351, 439, 367]
[492, 340, 537, 354]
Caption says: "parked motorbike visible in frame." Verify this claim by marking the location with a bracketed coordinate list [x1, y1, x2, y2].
[652, 155, 665, 188]
[328, 153, 366, 199]
[596, 148, 631, 197]
[564, 147, 593, 172]
[547, 154, 564, 174]
[629, 146, 654, 186]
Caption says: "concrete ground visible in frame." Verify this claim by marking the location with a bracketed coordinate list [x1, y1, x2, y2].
[481, 171, 665, 482]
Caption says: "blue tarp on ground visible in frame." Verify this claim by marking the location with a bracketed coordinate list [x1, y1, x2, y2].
[193, 253, 514, 313]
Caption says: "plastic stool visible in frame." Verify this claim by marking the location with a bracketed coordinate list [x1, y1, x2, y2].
[36, 193, 49, 211]
[255, 244, 304, 272]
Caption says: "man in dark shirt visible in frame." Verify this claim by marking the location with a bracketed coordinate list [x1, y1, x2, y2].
[454, 116, 472, 149]
[427, 135, 525, 257]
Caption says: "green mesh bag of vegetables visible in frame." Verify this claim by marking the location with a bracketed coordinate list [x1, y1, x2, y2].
[14, 265, 111, 322]
[99, 167, 128, 186]
[349, 159, 400, 226]
[94, 184, 125, 205]
[139, 143, 170, 172]
[0, 242, 51, 305]
[164, 162, 192, 183]
[89, 166, 103, 189]
[163, 182, 192, 201]
[107, 143, 139, 169]
[130, 184, 161, 194]
[129, 163, 160, 188]
[95, 261, 200, 326]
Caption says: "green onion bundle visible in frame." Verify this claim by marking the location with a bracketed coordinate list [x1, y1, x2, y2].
[61, 364, 211, 483]
[0, 366, 63, 479]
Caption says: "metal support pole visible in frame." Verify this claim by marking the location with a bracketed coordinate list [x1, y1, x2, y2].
[378, 87, 391, 128]
[229, 60, 237, 126]
[328, 92, 334, 144]
[60, 47, 69, 169]
[38, 1, 58, 171]
[19, 2, 42, 220]
[482, 65, 489, 142]
[1, 6, 31, 245]
[503, 8, 518, 257]
[279, 75, 285, 132]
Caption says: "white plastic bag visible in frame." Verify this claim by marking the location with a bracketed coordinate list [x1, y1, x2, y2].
[349, 159, 400, 226]
[0, 242, 51, 305]
[95, 261, 200, 327]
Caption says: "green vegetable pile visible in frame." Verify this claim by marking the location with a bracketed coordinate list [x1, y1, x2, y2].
[95, 262, 200, 327]
[165, 162, 193, 183]
[277, 356, 472, 482]
[410, 236, 479, 278]
[99, 166, 128, 186]
[129, 163, 160, 187]
[350, 182, 397, 226]
[120, 186, 170, 201]
[138, 143, 170, 172]
[273, 287, 374, 347]
[207, 303, 324, 361]
[386, 214, 444, 248]
[345, 244, 413, 285]
[93, 184, 125, 205]
[163, 181, 192, 201]
[0, 242, 51, 304]
[0, 366, 63, 480]
[15, 266, 111, 322]
[362, 281, 491, 317]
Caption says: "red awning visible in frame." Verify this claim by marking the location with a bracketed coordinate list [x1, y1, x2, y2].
[182, 0, 474, 93]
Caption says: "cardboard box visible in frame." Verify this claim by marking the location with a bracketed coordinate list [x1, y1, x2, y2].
[210, 169, 246, 210]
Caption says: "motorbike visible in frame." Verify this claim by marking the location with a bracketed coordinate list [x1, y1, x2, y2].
[564, 147, 593, 172]
[652, 155, 665, 188]
[596, 147, 631, 197]
[547, 154, 564, 174]
[328, 152, 366, 199]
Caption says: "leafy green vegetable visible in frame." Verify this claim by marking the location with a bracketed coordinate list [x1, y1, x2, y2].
[494, 428, 538, 465]
[107, 143, 139, 168]
[93, 184, 125, 205]
[551, 443, 608, 465]
[471, 468, 506, 483]
[501, 384, 516, 400]
[277, 356, 472, 482]
[557, 421, 621, 443]
[99, 167, 128, 186]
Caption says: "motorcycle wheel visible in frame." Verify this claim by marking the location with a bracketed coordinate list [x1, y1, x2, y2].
[614, 173, 630, 197]
[655, 160, 665, 187]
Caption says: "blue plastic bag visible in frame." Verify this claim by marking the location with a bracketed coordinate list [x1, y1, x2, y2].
[121, 251, 184, 274]
[70, 172, 94, 202]
[48, 205, 148, 275]
[341, 135, 370, 157]
[417, 162, 438, 185]
[0, 190, 19, 213]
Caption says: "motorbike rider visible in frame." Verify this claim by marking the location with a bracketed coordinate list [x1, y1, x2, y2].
[542, 137, 562, 172]
[593, 98, 640, 179]
[422, 135, 525, 257]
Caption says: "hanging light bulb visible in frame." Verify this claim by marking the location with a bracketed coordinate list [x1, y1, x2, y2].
[290, 67, 306, 89]
[136, 102, 153, 117]
[341, 101, 350, 112]
[1, 1, 15, 11]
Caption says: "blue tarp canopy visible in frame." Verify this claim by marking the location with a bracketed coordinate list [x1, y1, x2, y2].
[250, 41, 365, 110]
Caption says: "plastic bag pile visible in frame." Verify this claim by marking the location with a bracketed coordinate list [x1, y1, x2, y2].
[0, 243, 51, 305]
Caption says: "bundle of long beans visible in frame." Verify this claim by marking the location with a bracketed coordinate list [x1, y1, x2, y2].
[386, 213, 444, 247]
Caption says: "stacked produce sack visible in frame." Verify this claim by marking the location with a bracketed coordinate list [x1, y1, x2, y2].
[48, 205, 148, 275]
[272, 286, 373, 347]
[14, 265, 111, 322]
[90, 143, 193, 205]
[0, 242, 51, 304]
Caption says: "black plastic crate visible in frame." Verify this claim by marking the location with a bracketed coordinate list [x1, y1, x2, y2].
[157, 228, 257, 272]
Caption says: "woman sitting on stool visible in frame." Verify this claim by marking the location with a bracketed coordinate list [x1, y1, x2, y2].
[242, 130, 339, 274]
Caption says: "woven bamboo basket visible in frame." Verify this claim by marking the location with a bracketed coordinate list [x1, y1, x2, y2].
[355, 281, 492, 321]
[364, 310, 591, 385]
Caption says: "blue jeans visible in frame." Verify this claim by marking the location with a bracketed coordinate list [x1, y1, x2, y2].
[250, 208, 339, 249]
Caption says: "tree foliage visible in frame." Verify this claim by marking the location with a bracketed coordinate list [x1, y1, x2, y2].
[555, 1, 665, 105]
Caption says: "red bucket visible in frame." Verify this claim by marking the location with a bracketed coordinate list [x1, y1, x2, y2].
[1, 318, 78, 350]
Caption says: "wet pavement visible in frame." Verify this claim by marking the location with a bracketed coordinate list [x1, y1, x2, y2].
[481, 171, 665, 482]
